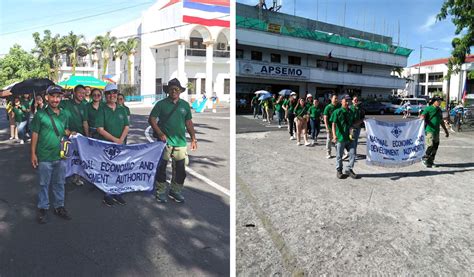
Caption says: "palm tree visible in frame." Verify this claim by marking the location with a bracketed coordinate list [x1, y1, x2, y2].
[392, 67, 404, 78]
[93, 32, 117, 79]
[61, 31, 87, 76]
[32, 30, 63, 82]
[117, 37, 139, 84]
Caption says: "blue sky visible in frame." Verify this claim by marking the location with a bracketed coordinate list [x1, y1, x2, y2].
[237, 0, 462, 66]
[0, 0, 155, 55]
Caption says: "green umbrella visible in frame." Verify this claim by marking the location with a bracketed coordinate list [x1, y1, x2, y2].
[58, 75, 107, 89]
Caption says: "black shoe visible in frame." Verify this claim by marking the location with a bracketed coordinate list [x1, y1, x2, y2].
[103, 195, 115, 207]
[37, 208, 48, 224]
[422, 160, 432, 168]
[337, 171, 343, 179]
[112, 195, 126, 205]
[347, 170, 359, 179]
[54, 207, 71, 220]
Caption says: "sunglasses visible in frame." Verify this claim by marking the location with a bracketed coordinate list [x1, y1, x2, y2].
[92, 94, 102, 97]
[105, 90, 118, 95]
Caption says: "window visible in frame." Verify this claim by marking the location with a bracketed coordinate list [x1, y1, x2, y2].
[224, 79, 230, 94]
[288, 56, 301, 65]
[271, 53, 281, 63]
[155, 78, 162, 94]
[236, 49, 244, 59]
[347, 64, 362, 73]
[190, 37, 205, 49]
[188, 78, 197, 94]
[201, 78, 206, 94]
[428, 73, 444, 82]
[251, 51, 262, 61]
[317, 60, 338, 71]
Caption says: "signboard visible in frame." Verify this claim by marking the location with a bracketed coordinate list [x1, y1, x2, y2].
[365, 119, 425, 167]
[239, 62, 310, 80]
[267, 23, 281, 33]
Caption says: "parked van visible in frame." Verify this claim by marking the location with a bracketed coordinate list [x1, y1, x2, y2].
[389, 98, 428, 113]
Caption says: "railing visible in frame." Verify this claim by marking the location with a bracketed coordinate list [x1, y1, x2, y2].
[214, 50, 230, 58]
[186, 48, 206, 57]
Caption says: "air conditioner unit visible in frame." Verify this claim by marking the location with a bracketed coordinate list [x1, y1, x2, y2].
[217, 42, 227, 50]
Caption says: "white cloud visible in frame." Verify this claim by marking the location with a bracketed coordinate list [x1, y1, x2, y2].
[419, 14, 437, 32]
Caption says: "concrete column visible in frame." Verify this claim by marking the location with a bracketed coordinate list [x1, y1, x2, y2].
[204, 41, 214, 96]
[177, 40, 186, 83]
[140, 45, 156, 103]
[115, 56, 121, 83]
[424, 74, 429, 95]
[129, 55, 135, 85]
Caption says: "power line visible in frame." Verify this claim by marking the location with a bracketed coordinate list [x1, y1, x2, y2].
[0, 2, 154, 36]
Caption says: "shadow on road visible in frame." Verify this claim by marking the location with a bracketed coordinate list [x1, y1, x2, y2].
[358, 168, 474, 180]
[0, 138, 229, 275]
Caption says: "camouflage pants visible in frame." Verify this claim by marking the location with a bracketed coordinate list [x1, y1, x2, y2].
[154, 146, 188, 194]
[423, 132, 440, 165]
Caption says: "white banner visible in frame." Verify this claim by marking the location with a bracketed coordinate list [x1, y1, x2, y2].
[365, 119, 425, 167]
[66, 134, 165, 194]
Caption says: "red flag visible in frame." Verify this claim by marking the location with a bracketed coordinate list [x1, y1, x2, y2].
[462, 78, 467, 103]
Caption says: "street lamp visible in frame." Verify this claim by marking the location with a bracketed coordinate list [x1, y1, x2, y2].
[417, 44, 438, 97]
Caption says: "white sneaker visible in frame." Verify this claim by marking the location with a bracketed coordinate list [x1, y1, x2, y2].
[310, 140, 315, 146]
[290, 136, 296, 140]
[296, 141, 302, 146]
[326, 153, 331, 159]
[342, 154, 349, 160]
[9, 137, 14, 140]
[278, 125, 282, 128]
[20, 140, 25, 144]
[262, 119, 267, 122]
[305, 142, 311, 146]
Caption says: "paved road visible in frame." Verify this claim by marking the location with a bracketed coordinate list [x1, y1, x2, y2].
[237, 114, 474, 275]
[0, 106, 229, 276]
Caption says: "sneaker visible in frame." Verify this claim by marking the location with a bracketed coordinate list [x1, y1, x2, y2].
[103, 195, 115, 207]
[37, 209, 48, 224]
[422, 160, 432, 168]
[304, 142, 311, 146]
[342, 153, 349, 160]
[156, 192, 168, 203]
[326, 153, 332, 159]
[278, 125, 282, 128]
[53, 207, 71, 220]
[262, 119, 267, 122]
[290, 136, 296, 140]
[20, 140, 24, 144]
[347, 170, 359, 179]
[296, 141, 302, 146]
[337, 171, 343, 179]
[112, 195, 126, 205]
[9, 137, 14, 140]
[168, 190, 185, 203]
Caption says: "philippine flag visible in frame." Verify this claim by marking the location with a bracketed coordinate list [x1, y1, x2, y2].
[461, 77, 467, 103]
[182, 0, 230, 27]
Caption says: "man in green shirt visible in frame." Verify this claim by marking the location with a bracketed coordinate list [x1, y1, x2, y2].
[31, 85, 72, 224]
[350, 96, 365, 156]
[323, 93, 339, 158]
[149, 78, 197, 203]
[420, 96, 449, 167]
[331, 95, 357, 179]
[96, 83, 130, 206]
[309, 98, 322, 145]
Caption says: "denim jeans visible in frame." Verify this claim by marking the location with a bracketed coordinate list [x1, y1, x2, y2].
[336, 141, 356, 172]
[278, 110, 284, 125]
[16, 120, 27, 141]
[38, 160, 66, 209]
[310, 118, 320, 140]
[352, 127, 361, 156]
[326, 131, 334, 154]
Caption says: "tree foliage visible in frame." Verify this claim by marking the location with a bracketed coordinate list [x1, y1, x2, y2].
[117, 37, 139, 84]
[61, 31, 88, 76]
[32, 30, 63, 82]
[0, 44, 48, 88]
[437, 0, 474, 79]
[93, 31, 117, 78]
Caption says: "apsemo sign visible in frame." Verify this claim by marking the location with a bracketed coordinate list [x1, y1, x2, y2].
[240, 62, 310, 80]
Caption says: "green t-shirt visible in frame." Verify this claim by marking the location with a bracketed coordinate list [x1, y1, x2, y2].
[122, 105, 131, 116]
[95, 104, 129, 141]
[149, 97, 192, 147]
[86, 102, 104, 128]
[351, 105, 364, 122]
[251, 96, 259, 105]
[12, 105, 27, 123]
[275, 99, 283, 112]
[330, 107, 353, 143]
[31, 107, 69, 162]
[422, 105, 442, 134]
[323, 103, 339, 129]
[21, 98, 32, 113]
[60, 99, 88, 134]
[294, 105, 308, 117]
[309, 105, 322, 119]
[287, 100, 297, 113]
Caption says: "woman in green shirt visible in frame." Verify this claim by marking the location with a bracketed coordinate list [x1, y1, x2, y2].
[12, 96, 28, 144]
[294, 98, 310, 146]
[86, 88, 104, 139]
[284, 93, 298, 140]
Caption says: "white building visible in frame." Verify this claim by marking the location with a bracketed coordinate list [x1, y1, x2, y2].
[236, 3, 412, 103]
[59, 0, 231, 103]
[402, 55, 474, 102]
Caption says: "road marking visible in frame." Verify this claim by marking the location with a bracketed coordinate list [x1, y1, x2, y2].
[145, 126, 229, 197]
[439, 145, 474, 149]
[237, 176, 305, 276]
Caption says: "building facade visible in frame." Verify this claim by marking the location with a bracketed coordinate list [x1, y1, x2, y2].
[236, 3, 412, 103]
[402, 55, 474, 102]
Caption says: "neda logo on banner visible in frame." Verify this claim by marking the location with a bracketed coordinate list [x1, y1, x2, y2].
[241, 62, 309, 80]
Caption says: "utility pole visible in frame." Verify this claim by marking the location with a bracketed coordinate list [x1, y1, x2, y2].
[417, 44, 438, 97]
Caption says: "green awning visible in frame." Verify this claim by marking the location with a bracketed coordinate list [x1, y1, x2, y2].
[58, 75, 107, 89]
